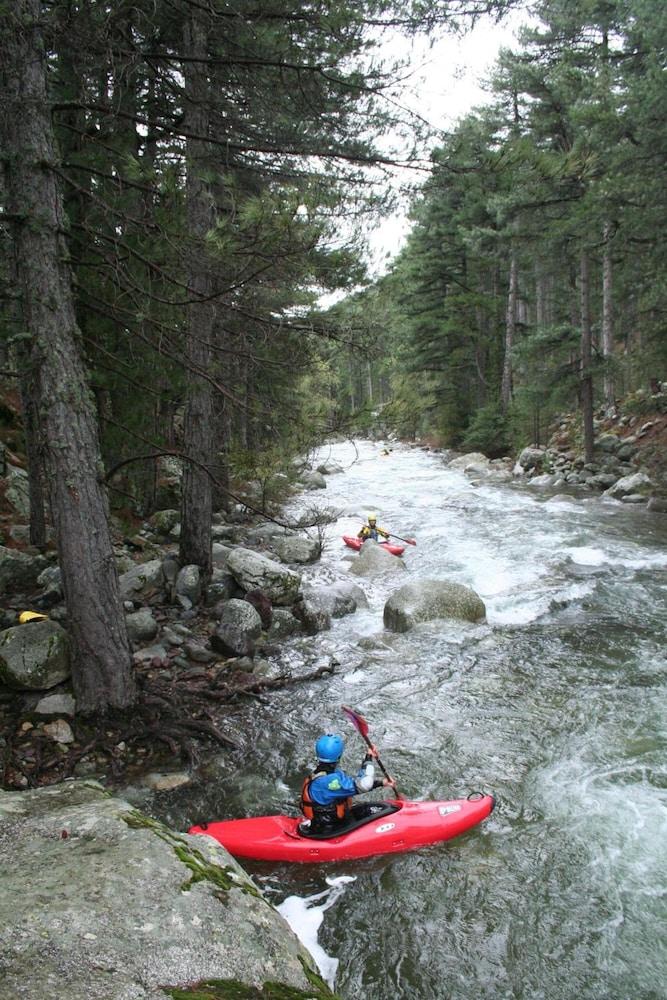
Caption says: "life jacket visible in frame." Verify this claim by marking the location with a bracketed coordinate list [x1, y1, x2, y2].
[300, 771, 351, 822]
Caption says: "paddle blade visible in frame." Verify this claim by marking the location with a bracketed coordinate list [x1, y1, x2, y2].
[341, 704, 369, 738]
[406, 538, 417, 546]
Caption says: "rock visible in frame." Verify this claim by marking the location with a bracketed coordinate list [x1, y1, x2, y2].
[603, 472, 653, 500]
[267, 609, 302, 639]
[588, 473, 619, 489]
[596, 433, 621, 453]
[183, 641, 217, 663]
[620, 494, 647, 504]
[175, 564, 201, 606]
[243, 589, 273, 629]
[125, 610, 158, 643]
[528, 474, 556, 487]
[292, 595, 331, 634]
[161, 627, 184, 646]
[616, 443, 638, 461]
[140, 771, 191, 791]
[216, 599, 262, 639]
[227, 548, 301, 606]
[5, 464, 31, 518]
[383, 580, 486, 632]
[0, 545, 49, 596]
[43, 719, 74, 744]
[212, 542, 232, 568]
[0, 781, 322, 1000]
[298, 470, 327, 490]
[36, 564, 63, 599]
[0, 621, 70, 690]
[647, 497, 667, 513]
[270, 534, 321, 564]
[35, 692, 76, 716]
[210, 623, 255, 658]
[205, 570, 238, 605]
[517, 447, 546, 472]
[316, 461, 344, 475]
[148, 509, 180, 535]
[132, 643, 168, 664]
[348, 539, 407, 578]
[448, 452, 489, 471]
[118, 559, 165, 602]
[301, 581, 365, 620]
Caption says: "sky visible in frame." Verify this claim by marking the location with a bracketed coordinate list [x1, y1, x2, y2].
[361, 7, 530, 275]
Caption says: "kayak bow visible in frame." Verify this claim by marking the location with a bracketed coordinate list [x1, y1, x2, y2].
[189, 794, 494, 863]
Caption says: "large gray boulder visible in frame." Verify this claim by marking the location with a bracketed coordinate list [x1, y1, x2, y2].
[448, 452, 489, 472]
[0, 781, 326, 1000]
[175, 564, 202, 606]
[267, 609, 302, 639]
[0, 620, 70, 690]
[298, 470, 327, 490]
[209, 623, 256, 658]
[348, 539, 406, 578]
[0, 545, 49, 596]
[5, 464, 31, 517]
[603, 471, 653, 499]
[227, 548, 301, 606]
[216, 598, 262, 639]
[302, 581, 367, 618]
[383, 580, 486, 632]
[516, 447, 546, 472]
[270, 534, 321, 564]
[118, 559, 165, 602]
[125, 610, 159, 643]
[147, 509, 180, 535]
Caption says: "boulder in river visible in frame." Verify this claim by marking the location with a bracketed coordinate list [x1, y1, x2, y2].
[0, 619, 71, 690]
[383, 580, 486, 632]
[227, 547, 301, 605]
[0, 781, 326, 1000]
[270, 534, 321, 564]
[603, 471, 653, 500]
[348, 539, 407, 578]
[448, 452, 489, 472]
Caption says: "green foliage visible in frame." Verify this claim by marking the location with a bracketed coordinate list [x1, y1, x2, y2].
[461, 401, 509, 457]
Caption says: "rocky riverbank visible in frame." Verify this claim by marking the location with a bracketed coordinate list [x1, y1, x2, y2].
[435, 389, 667, 510]
[0, 780, 337, 1000]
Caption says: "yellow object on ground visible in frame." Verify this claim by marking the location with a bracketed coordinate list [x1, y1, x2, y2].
[18, 611, 49, 624]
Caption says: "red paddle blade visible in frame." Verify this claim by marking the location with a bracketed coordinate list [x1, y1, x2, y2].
[406, 538, 417, 546]
[341, 704, 369, 738]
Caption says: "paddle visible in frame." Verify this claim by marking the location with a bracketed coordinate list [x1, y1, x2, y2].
[341, 705, 402, 799]
[388, 533, 417, 546]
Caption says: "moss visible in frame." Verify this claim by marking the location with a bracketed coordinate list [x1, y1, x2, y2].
[164, 962, 340, 999]
[122, 810, 261, 898]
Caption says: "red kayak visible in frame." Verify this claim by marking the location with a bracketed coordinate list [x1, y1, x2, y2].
[342, 535, 405, 556]
[189, 794, 494, 863]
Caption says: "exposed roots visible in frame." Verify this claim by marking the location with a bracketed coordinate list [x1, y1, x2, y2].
[0, 660, 336, 791]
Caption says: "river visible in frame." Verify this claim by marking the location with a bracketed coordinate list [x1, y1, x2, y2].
[156, 440, 667, 1000]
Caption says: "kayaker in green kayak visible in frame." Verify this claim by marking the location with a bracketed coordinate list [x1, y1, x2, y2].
[357, 513, 390, 543]
[300, 734, 396, 835]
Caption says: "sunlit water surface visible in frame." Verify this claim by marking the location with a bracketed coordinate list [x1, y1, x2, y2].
[153, 441, 667, 1000]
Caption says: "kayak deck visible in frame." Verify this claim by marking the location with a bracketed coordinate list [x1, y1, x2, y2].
[342, 535, 405, 556]
[189, 795, 494, 863]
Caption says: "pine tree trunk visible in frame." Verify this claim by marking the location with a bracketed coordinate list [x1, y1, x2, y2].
[1, 0, 135, 712]
[602, 222, 615, 410]
[579, 251, 595, 464]
[178, 11, 214, 579]
[18, 352, 47, 550]
[501, 251, 518, 412]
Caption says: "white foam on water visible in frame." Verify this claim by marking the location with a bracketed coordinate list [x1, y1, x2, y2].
[564, 546, 608, 566]
[276, 875, 357, 987]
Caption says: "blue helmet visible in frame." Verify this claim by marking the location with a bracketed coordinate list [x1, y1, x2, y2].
[315, 733, 344, 763]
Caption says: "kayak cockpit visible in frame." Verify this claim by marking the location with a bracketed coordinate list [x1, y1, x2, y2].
[295, 801, 401, 840]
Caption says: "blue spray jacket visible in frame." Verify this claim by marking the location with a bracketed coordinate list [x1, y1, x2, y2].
[308, 760, 376, 807]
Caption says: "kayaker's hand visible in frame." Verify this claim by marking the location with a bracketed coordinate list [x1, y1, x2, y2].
[383, 777, 396, 788]
[366, 745, 378, 758]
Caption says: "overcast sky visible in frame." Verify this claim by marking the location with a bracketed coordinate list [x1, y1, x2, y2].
[362, 8, 530, 274]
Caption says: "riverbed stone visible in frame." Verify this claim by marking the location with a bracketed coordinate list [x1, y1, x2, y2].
[647, 497, 667, 513]
[517, 447, 546, 472]
[227, 547, 301, 606]
[148, 509, 180, 535]
[348, 539, 407, 577]
[298, 470, 327, 490]
[383, 580, 486, 632]
[267, 609, 302, 639]
[0, 620, 71, 690]
[0, 781, 323, 1000]
[209, 622, 256, 658]
[448, 452, 489, 471]
[205, 570, 238, 605]
[212, 542, 233, 568]
[35, 692, 76, 716]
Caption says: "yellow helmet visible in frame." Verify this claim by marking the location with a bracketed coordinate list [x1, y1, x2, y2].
[368, 513, 377, 523]
[18, 611, 49, 624]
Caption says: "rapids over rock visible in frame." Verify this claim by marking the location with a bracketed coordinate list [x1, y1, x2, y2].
[151, 440, 667, 1000]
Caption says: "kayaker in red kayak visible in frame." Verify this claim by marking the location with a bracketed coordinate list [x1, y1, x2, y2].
[300, 733, 396, 835]
[357, 513, 390, 544]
